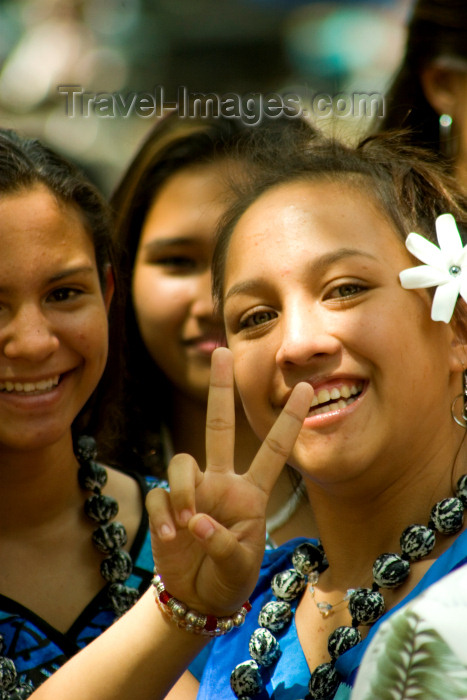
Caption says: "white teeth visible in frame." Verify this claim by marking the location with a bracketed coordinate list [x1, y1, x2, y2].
[350, 383, 363, 396]
[0, 375, 60, 394]
[317, 389, 331, 403]
[308, 382, 363, 415]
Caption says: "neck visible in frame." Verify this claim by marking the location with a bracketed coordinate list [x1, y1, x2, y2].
[0, 431, 81, 531]
[305, 427, 467, 587]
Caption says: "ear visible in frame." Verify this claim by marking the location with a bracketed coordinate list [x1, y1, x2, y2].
[449, 305, 467, 373]
[449, 340, 467, 374]
[420, 62, 466, 117]
[103, 264, 115, 314]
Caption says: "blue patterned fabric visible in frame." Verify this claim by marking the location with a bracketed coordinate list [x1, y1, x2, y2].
[0, 473, 156, 691]
[198, 530, 467, 699]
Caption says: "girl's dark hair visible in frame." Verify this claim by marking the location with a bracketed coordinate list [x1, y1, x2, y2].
[381, 0, 467, 157]
[96, 109, 313, 475]
[0, 128, 117, 439]
[0, 128, 114, 287]
[212, 129, 467, 333]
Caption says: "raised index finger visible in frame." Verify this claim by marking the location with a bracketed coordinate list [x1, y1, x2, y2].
[247, 382, 313, 496]
[205, 347, 236, 471]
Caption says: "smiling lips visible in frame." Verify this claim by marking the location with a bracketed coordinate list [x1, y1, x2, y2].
[308, 382, 363, 416]
[184, 333, 226, 355]
[0, 375, 60, 395]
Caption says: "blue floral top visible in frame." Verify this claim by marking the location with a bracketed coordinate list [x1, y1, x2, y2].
[0, 473, 156, 691]
[197, 530, 467, 699]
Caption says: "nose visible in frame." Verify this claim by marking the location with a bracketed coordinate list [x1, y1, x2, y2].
[2, 303, 59, 361]
[276, 300, 341, 368]
[190, 268, 215, 320]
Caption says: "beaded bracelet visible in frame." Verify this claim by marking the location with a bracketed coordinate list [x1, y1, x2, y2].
[152, 570, 251, 637]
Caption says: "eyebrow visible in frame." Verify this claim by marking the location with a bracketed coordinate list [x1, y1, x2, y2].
[0, 265, 96, 294]
[143, 237, 196, 252]
[48, 265, 96, 283]
[224, 248, 378, 303]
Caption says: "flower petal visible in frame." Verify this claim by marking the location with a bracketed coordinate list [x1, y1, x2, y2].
[399, 265, 450, 289]
[431, 280, 460, 323]
[405, 233, 446, 270]
[436, 213, 464, 262]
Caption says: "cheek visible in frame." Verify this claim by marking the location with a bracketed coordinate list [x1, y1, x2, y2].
[86, 307, 109, 355]
[132, 269, 188, 333]
[232, 344, 275, 436]
[68, 307, 109, 379]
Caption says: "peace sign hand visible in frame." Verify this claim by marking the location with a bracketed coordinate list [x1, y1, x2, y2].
[146, 347, 313, 617]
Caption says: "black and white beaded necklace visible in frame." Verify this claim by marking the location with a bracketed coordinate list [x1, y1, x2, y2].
[230, 474, 467, 700]
[0, 435, 140, 699]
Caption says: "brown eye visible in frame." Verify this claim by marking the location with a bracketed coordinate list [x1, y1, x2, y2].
[330, 284, 365, 299]
[239, 310, 276, 329]
[153, 256, 197, 270]
[48, 287, 81, 302]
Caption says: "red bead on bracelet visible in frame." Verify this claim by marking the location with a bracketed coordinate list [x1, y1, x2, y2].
[152, 571, 251, 637]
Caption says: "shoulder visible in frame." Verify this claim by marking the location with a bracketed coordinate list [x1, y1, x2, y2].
[351, 563, 467, 699]
[105, 466, 166, 498]
[103, 466, 149, 545]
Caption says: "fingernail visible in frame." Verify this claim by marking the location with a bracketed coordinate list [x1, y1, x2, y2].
[158, 523, 174, 539]
[193, 516, 215, 540]
[179, 509, 193, 526]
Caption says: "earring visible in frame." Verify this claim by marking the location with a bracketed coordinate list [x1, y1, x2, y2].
[439, 113, 454, 159]
[452, 369, 467, 428]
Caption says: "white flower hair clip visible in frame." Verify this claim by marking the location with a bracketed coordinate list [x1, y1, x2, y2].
[399, 213, 467, 323]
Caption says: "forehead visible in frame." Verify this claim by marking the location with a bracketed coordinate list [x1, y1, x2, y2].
[141, 162, 232, 237]
[0, 185, 95, 271]
[225, 179, 405, 280]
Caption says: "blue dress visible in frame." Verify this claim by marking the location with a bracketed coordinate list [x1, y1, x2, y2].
[198, 530, 467, 699]
[0, 473, 156, 692]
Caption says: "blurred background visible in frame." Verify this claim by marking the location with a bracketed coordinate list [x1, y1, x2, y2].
[0, 0, 413, 195]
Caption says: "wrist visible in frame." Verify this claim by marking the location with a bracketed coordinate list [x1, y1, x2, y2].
[152, 570, 251, 637]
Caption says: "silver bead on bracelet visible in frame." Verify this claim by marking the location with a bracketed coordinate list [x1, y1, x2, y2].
[152, 570, 251, 637]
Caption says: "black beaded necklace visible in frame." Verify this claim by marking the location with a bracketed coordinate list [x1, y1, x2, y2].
[0, 436, 140, 699]
[76, 435, 140, 616]
[230, 474, 467, 700]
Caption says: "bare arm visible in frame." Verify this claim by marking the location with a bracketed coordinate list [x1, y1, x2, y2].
[164, 670, 200, 699]
[30, 589, 202, 700]
[30, 348, 312, 699]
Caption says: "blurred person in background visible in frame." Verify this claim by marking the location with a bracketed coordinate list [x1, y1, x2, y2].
[381, 0, 467, 189]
